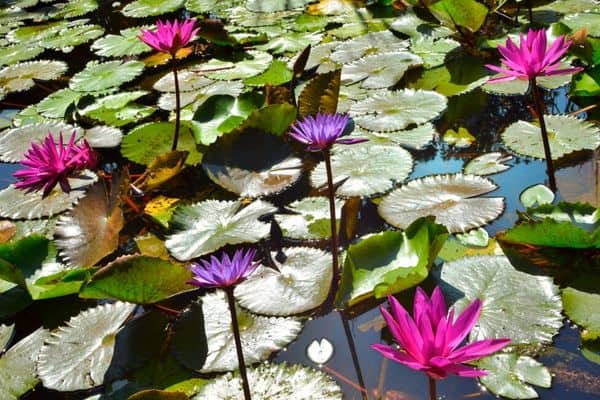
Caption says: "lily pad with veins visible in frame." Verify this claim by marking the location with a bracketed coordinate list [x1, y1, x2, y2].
[341, 52, 422, 89]
[274, 197, 343, 240]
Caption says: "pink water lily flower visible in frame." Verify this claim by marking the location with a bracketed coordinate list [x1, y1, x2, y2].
[188, 248, 260, 289]
[13, 131, 97, 197]
[486, 29, 583, 83]
[288, 113, 367, 152]
[139, 18, 199, 56]
[372, 287, 511, 380]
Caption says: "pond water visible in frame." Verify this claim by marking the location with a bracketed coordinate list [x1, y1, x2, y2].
[1, 0, 600, 399]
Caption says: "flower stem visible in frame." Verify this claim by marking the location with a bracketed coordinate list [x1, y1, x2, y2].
[171, 55, 181, 152]
[530, 78, 557, 192]
[225, 288, 252, 400]
[429, 376, 437, 400]
[323, 148, 339, 294]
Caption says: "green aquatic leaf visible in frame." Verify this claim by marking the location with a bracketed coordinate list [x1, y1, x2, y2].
[439, 255, 563, 344]
[0, 235, 49, 287]
[48, 0, 98, 19]
[39, 24, 104, 52]
[341, 52, 422, 89]
[81, 91, 155, 127]
[203, 51, 272, 80]
[243, 59, 293, 86]
[443, 126, 476, 147]
[0, 324, 13, 351]
[336, 217, 448, 307]
[311, 143, 414, 197]
[246, 0, 311, 12]
[256, 31, 323, 54]
[185, 0, 219, 13]
[70, 60, 145, 93]
[0, 60, 67, 94]
[80, 255, 193, 304]
[563, 287, 600, 340]
[37, 302, 136, 391]
[428, 0, 488, 33]
[331, 30, 409, 64]
[410, 36, 460, 69]
[234, 103, 297, 136]
[91, 26, 153, 57]
[274, 197, 343, 240]
[483, 69, 573, 95]
[122, 0, 186, 17]
[165, 200, 277, 261]
[410, 55, 489, 96]
[456, 227, 489, 247]
[520, 184, 555, 208]
[501, 115, 600, 160]
[36, 88, 82, 119]
[478, 353, 552, 399]
[390, 12, 454, 39]
[352, 124, 436, 150]
[0, 43, 43, 66]
[464, 152, 512, 176]
[563, 12, 600, 37]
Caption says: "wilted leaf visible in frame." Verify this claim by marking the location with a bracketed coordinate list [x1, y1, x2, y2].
[298, 69, 341, 117]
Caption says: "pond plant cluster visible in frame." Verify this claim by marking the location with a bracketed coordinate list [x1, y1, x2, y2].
[0, 0, 599, 399]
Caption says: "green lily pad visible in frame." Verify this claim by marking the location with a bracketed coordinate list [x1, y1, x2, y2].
[246, 0, 311, 12]
[390, 12, 454, 39]
[165, 199, 277, 261]
[70, 60, 145, 93]
[37, 302, 136, 391]
[38, 24, 104, 52]
[0, 324, 13, 351]
[311, 143, 414, 197]
[331, 30, 409, 64]
[482, 71, 573, 95]
[501, 115, 600, 160]
[337, 217, 448, 307]
[352, 124, 436, 150]
[410, 37, 460, 69]
[428, 0, 489, 33]
[243, 59, 293, 86]
[91, 26, 153, 57]
[564, 12, 600, 37]
[456, 227, 490, 247]
[478, 353, 552, 399]
[257, 31, 323, 55]
[464, 152, 512, 175]
[520, 184, 555, 208]
[202, 51, 272, 80]
[47, 0, 99, 18]
[122, 0, 186, 17]
[0, 60, 67, 94]
[274, 197, 343, 240]
[80, 255, 193, 304]
[562, 287, 600, 341]
[80, 91, 155, 127]
[0, 43, 43, 66]
[341, 52, 422, 89]
[443, 126, 476, 147]
[350, 89, 447, 132]
[439, 255, 563, 344]
[36, 88, 82, 119]
[0, 235, 49, 287]
[121, 122, 204, 166]
[379, 174, 504, 233]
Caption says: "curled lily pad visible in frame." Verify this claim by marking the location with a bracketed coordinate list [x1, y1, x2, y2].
[91, 26, 153, 57]
[501, 115, 600, 160]
[54, 178, 124, 268]
[378, 174, 504, 233]
[0, 60, 67, 94]
[464, 152, 512, 176]
[192, 362, 342, 399]
[562, 287, 600, 341]
[196, 291, 302, 372]
[331, 31, 409, 64]
[311, 143, 414, 197]
[0, 328, 49, 400]
[341, 52, 422, 89]
[165, 200, 277, 261]
[439, 255, 563, 344]
[70, 60, 145, 93]
[37, 302, 136, 391]
[202, 130, 302, 197]
[520, 184, 555, 208]
[350, 89, 447, 132]
[0, 171, 97, 219]
[122, 0, 186, 17]
[235, 247, 332, 315]
[274, 197, 343, 240]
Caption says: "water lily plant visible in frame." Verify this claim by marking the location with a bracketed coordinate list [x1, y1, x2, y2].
[486, 29, 583, 191]
[139, 19, 199, 151]
[188, 248, 260, 400]
[13, 131, 96, 197]
[372, 286, 511, 400]
[288, 113, 366, 293]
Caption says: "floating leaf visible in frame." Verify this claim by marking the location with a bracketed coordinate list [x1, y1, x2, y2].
[390, 13, 454, 39]
[482, 70, 573, 95]
[306, 338, 334, 365]
[298, 69, 341, 117]
[177, 291, 302, 372]
[192, 362, 342, 399]
[202, 51, 273, 80]
[379, 174, 504, 233]
[0, 43, 43, 66]
[121, 122, 203, 166]
[70, 60, 145, 93]
[438, 236, 502, 262]
[91, 26, 153, 57]
[0, 60, 67, 94]
[350, 89, 447, 132]
[0, 235, 49, 288]
[80, 255, 193, 304]
[353, 123, 437, 150]
[428, 0, 488, 33]
[37, 302, 136, 391]
[290, 41, 339, 74]
[0, 171, 97, 219]
[478, 354, 551, 400]
[243, 59, 293, 86]
[39, 24, 104, 52]
[331, 31, 409, 64]
[158, 80, 244, 112]
[128, 389, 189, 400]
[274, 197, 343, 240]
[235, 247, 332, 315]
[337, 217, 448, 306]
[443, 126, 476, 147]
[520, 184, 555, 208]
[85, 126, 123, 148]
[341, 52, 422, 89]
[81, 91, 155, 127]
[562, 287, 600, 341]
[464, 152, 512, 175]
[257, 31, 323, 55]
[501, 115, 600, 160]
[410, 37, 460, 69]
[410, 55, 489, 96]
[439, 255, 563, 344]
[0, 328, 49, 400]
[311, 143, 414, 197]
[122, 0, 186, 17]
[203, 129, 302, 197]
[48, 0, 99, 19]
[165, 200, 277, 261]
[0, 324, 13, 351]
[141, 150, 189, 191]
[564, 12, 600, 37]
[456, 227, 489, 247]
[54, 178, 124, 268]
[246, 0, 311, 12]
[36, 88, 82, 119]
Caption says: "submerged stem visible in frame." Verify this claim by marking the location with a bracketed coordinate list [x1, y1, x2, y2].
[429, 376, 437, 400]
[226, 288, 252, 400]
[530, 78, 557, 192]
[323, 148, 339, 294]
[171, 55, 181, 151]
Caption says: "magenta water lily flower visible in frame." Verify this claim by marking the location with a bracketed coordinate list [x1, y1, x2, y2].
[188, 248, 260, 289]
[372, 287, 511, 380]
[13, 131, 97, 197]
[139, 18, 199, 56]
[486, 29, 583, 83]
[288, 113, 366, 152]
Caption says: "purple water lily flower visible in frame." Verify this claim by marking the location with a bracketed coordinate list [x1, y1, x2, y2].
[486, 29, 583, 83]
[13, 131, 97, 197]
[288, 113, 367, 152]
[139, 18, 199, 56]
[372, 286, 511, 380]
[188, 248, 260, 289]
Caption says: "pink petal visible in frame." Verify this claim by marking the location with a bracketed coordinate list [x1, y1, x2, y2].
[446, 299, 482, 351]
[447, 338, 511, 364]
[371, 344, 428, 372]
